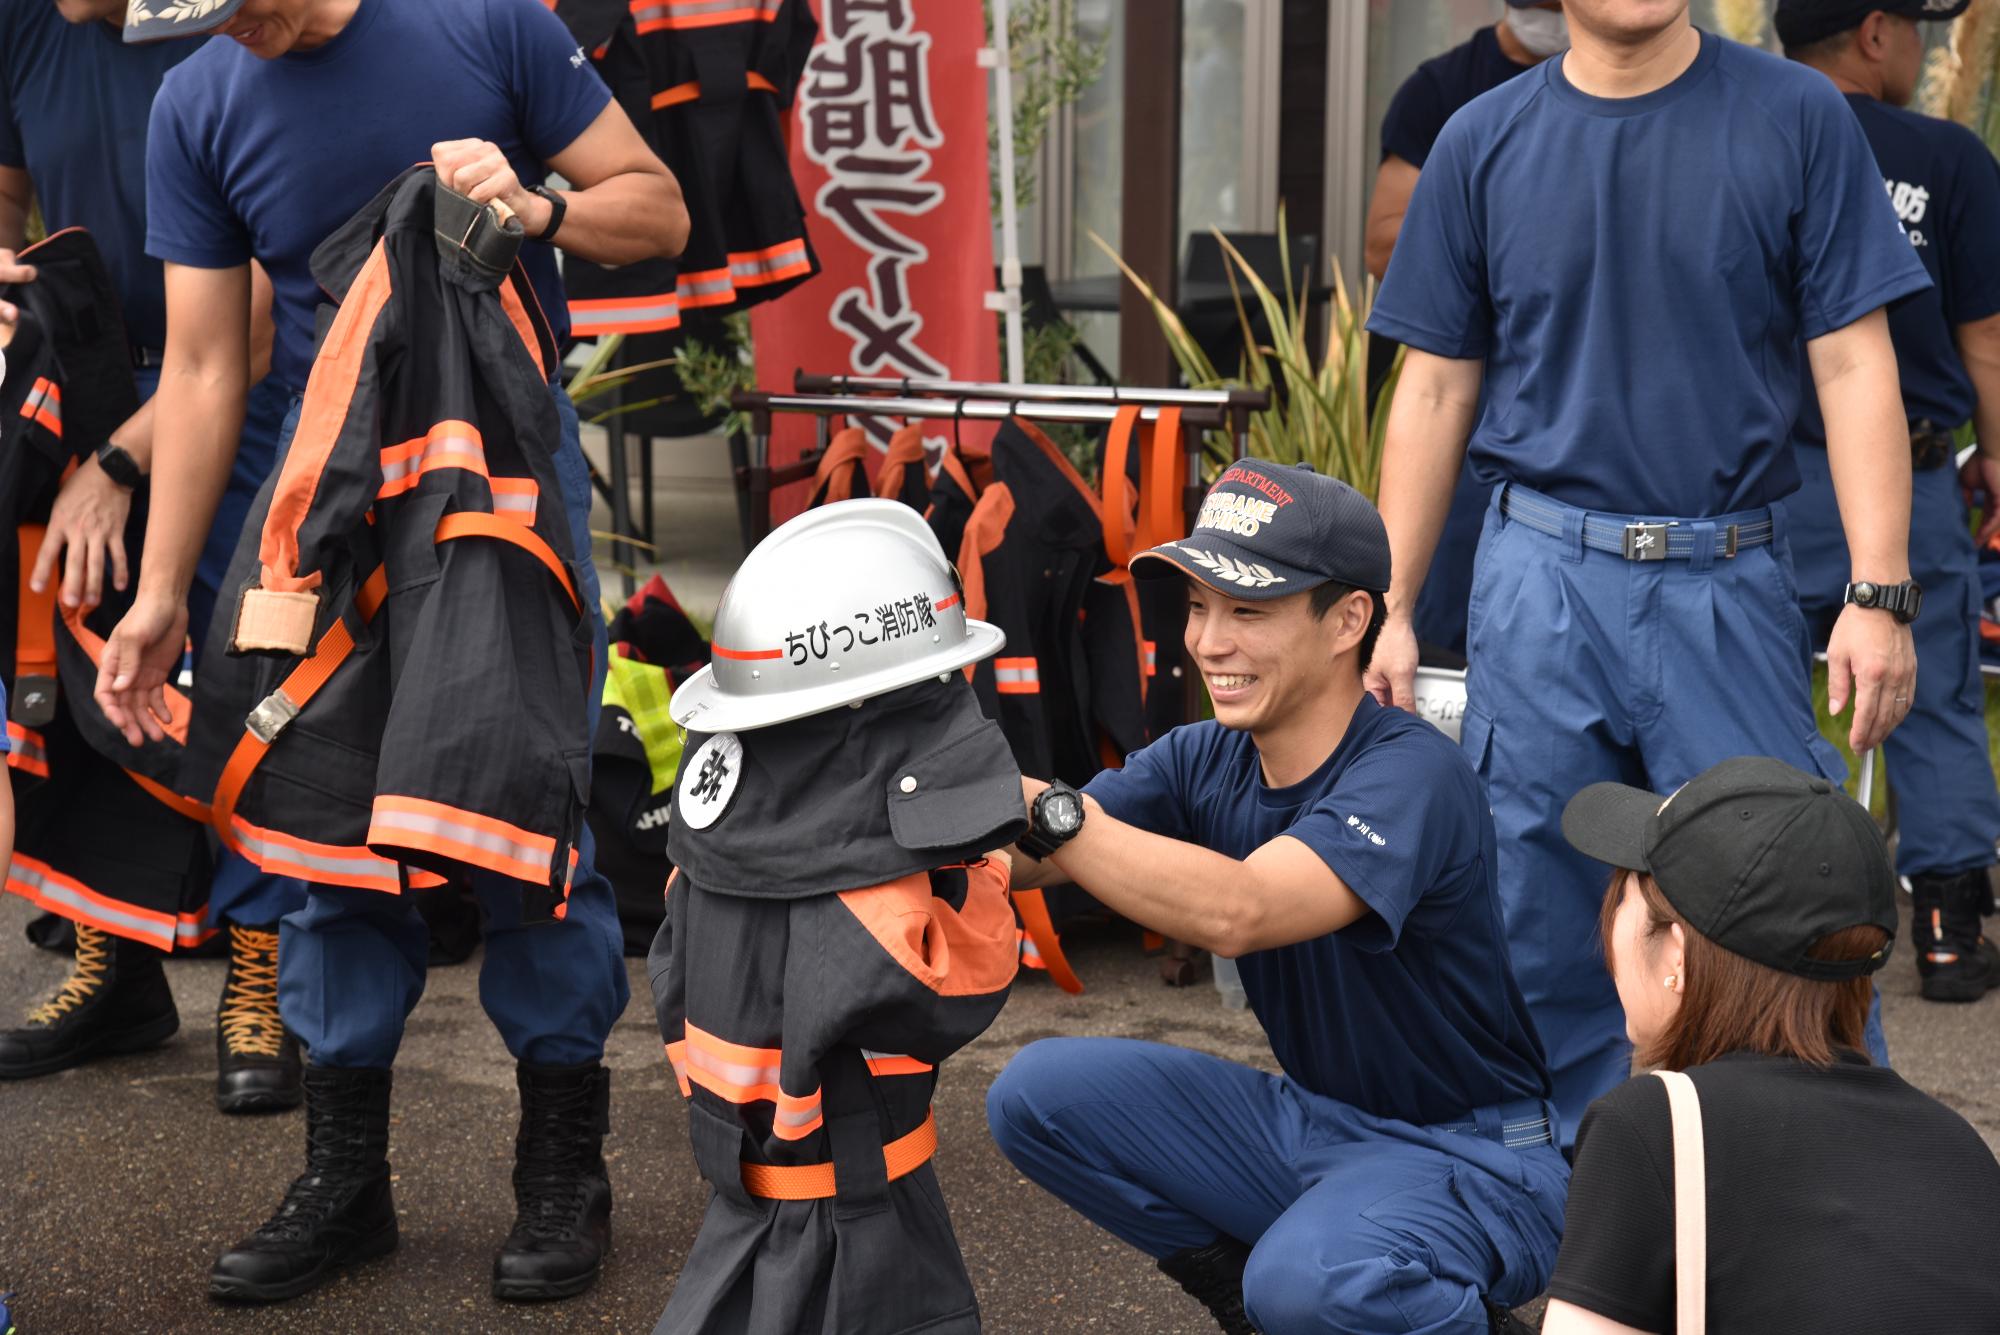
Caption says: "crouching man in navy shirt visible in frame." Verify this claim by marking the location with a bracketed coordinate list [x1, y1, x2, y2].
[988, 465, 1564, 1335]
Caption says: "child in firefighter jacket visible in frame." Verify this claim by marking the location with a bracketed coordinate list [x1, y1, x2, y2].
[652, 499, 1026, 1334]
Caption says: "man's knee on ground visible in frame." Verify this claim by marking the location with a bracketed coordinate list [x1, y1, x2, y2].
[1244, 1221, 1469, 1335]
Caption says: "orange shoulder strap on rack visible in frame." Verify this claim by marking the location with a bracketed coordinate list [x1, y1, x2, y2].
[813, 427, 870, 504]
[1099, 405, 1141, 569]
[1011, 887, 1084, 994]
[738, 1109, 938, 1201]
[875, 424, 926, 501]
[1138, 407, 1184, 549]
[15, 527, 56, 684]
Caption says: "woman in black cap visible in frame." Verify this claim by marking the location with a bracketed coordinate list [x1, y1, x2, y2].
[1540, 756, 2000, 1335]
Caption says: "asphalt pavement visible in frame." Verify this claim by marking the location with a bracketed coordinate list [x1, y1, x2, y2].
[0, 894, 1993, 1334]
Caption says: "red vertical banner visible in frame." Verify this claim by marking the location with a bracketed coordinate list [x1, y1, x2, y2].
[751, 0, 1000, 524]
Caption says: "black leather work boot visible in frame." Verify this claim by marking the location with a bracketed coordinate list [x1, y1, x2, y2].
[492, 1060, 613, 1302]
[215, 923, 303, 1114]
[0, 923, 178, 1079]
[208, 1065, 397, 1302]
[1157, 1237, 1258, 1335]
[1911, 870, 1998, 1003]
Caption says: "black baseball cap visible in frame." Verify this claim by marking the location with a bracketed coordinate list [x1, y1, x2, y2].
[1774, 0, 1969, 50]
[125, 0, 248, 44]
[1131, 462, 1391, 601]
[1563, 757, 1898, 981]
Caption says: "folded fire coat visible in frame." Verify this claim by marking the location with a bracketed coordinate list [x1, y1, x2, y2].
[556, 0, 819, 337]
[651, 677, 1025, 1335]
[1, 229, 212, 949]
[180, 170, 592, 917]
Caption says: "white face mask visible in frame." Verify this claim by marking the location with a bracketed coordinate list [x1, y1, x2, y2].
[1504, 4, 1569, 58]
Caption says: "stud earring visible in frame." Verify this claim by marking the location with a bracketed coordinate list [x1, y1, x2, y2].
[1663, 975, 1678, 989]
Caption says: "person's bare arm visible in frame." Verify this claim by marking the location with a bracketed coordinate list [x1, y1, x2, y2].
[1018, 779, 1368, 957]
[1955, 311, 2000, 547]
[1364, 349, 1485, 709]
[1364, 156, 1421, 282]
[95, 262, 253, 744]
[0, 163, 36, 322]
[1809, 308, 1915, 753]
[432, 102, 688, 268]
[1539, 1300, 1653, 1335]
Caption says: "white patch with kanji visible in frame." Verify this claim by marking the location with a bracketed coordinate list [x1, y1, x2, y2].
[678, 733, 744, 831]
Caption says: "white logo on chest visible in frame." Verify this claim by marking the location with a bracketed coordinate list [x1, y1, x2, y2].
[677, 733, 744, 831]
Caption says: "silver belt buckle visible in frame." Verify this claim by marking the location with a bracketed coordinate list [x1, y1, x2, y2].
[1621, 522, 1672, 561]
[246, 690, 301, 745]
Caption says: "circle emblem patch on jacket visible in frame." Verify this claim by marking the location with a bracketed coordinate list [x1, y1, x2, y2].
[677, 732, 744, 831]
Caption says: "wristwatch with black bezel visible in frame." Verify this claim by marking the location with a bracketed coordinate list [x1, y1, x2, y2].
[1019, 780, 1086, 862]
[1844, 578, 1923, 624]
[95, 440, 143, 490]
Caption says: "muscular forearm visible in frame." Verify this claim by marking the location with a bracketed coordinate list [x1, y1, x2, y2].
[137, 365, 247, 600]
[533, 170, 687, 268]
[1812, 313, 1912, 581]
[1377, 353, 1483, 618]
[1041, 799, 1261, 954]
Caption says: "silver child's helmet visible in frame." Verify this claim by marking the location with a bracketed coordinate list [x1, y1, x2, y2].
[669, 498, 1005, 731]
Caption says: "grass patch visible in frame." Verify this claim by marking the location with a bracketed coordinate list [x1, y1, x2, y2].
[1813, 662, 2000, 821]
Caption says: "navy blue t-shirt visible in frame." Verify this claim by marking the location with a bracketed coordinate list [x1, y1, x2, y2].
[0, 2, 200, 350]
[1369, 32, 1932, 516]
[1085, 696, 1551, 1127]
[1380, 26, 1531, 169]
[1795, 94, 2000, 448]
[146, 0, 609, 393]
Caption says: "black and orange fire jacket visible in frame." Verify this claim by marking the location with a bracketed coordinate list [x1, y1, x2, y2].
[179, 169, 592, 918]
[555, 0, 819, 338]
[1, 229, 214, 950]
[651, 677, 1023, 1335]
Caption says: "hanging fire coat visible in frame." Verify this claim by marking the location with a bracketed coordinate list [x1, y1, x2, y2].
[651, 677, 1025, 1335]
[180, 170, 592, 918]
[804, 425, 870, 508]
[2, 229, 212, 950]
[555, 0, 819, 337]
[873, 423, 930, 511]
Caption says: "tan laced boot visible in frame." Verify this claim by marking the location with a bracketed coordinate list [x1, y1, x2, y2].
[215, 924, 303, 1113]
[0, 923, 178, 1078]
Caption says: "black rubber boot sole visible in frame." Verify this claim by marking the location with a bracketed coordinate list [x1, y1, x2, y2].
[492, 1262, 606, 1304]
[1920, 970, 1992, 1003]
[0, 1009, 180, 1080]
[217, 1081, 305, 1116]
[207, 1219, 398, 1304]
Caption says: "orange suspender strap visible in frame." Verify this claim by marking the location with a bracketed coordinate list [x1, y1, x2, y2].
[1011, 887, 1084, 994]
[1138, 407, 1184, 549]
[432, 512, 583, 614]
[1099, 404, 1141, 571]
[15, 526, 57, 689]
[650, 70, 778, 111]
[209, 565, 390, 846]
[738, 1110, 937, 1201]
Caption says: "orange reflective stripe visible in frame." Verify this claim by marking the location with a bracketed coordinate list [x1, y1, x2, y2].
[569, 293, 681, 336]
[650, 70, 779, 109]
[225, 815, 411, 894]
[664, 1039, 692, 1096]
[16, 526, 57, 681]
[5, 722, 48, 778]
[368, 794, 557, 885]
[728, 237, 811, 287]
[434, 511, 581, 614]
[836, 861, 1020, 998]
[260, 243, 394, 594]
[683, 1022, 824, 1139]
[5, 852, 190, 951]
[993, 656, 1039, 695]
[1012, 887, 1084, 994]
[863, 1051, 934, 1078]
[377, 420, 488, 498]
[19, 377, 61, 436]
[1142, 640, 1157, 677]
[631, 0, 781, 33]
[489, 477, 541, 524]
[739, 1110, 937, 1201]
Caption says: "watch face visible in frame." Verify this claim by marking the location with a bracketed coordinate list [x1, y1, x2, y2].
[1044, 792, 1083, 835]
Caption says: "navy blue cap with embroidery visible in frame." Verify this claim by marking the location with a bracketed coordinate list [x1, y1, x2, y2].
[1773, 0, 1969, 49]
[125, 0, 247, 44]
[1131, 462, 1391, 601]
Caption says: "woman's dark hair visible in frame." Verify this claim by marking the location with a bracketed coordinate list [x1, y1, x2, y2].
[1598, 869, 1886, 1070]
[1309, 581, 1386, 670]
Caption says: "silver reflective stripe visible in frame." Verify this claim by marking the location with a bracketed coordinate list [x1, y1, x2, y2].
[9, 863, 172, 950]
[232, 824, 399, 882]
[380, 431, 486, 487]
[678, 270, 735, 298]
[994, 664, 1038, 686]
[774, 1102, 821, 1129]
[730, 243, 807, 280]
[571, 300, 679, 330]
[492, 488, 539, 517]
[22, 383, 60, 424]
[685, 1044, 779, 1090]
[370, 808, 547, 869]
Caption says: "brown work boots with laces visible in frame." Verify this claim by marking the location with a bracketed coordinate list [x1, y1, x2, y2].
[0, 922, 179, 1079]
[216, 923, 304, 1113]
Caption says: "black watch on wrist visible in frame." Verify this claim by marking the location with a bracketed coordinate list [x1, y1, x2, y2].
[1844, 578, 1923, 624]
[95, 441, 143, 490]
[529, 184, 566, 241]
[1018, 780, 1086, 861]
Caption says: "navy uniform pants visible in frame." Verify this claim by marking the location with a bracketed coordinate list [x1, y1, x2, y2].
[273, 384, 629, 1067]
[1787, 448, 2000, 878]
[987, 1039, 1568, 1335]
[1463, 484, 1885, 1144]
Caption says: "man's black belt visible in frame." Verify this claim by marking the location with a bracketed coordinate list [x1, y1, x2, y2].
[1500, 484, 1774, 562]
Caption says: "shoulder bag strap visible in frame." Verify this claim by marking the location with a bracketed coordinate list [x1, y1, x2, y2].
[1651, 1069, 1706, 1335]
